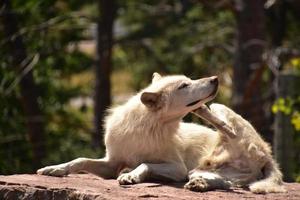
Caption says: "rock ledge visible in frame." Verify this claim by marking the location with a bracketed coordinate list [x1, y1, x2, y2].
[0, 174, 299, 200]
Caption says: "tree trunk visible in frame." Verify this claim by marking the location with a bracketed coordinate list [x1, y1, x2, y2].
[232, 0, 271, 142]
[269, 1, 295, 182]
[0, 0, 46, 169]
[274, 73, 298, 182]
[92, 0, 116, 149]
[289, 0, 300, 19]
[269, 0, 287, 48]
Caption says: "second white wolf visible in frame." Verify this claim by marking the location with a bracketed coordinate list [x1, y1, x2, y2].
[37, 73, 285, 193]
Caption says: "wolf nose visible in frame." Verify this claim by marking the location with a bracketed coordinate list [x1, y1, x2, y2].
[210, 76, 218, 85]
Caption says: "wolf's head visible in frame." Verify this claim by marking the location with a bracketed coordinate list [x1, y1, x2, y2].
[140, 73, 218, 122]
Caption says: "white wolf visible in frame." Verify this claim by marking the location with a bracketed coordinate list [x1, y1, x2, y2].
[37, 73, 285, 193]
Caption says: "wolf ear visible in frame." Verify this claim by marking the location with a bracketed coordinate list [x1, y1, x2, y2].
[141, 92, 161, 109]
[152, 72, 162, 83]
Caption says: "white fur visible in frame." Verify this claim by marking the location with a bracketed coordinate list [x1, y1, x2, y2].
[37, 73, 285, 193]
[189, 171, 222, 180]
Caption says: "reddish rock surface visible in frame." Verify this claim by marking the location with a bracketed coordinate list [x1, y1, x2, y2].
[0, 174, 299, 200]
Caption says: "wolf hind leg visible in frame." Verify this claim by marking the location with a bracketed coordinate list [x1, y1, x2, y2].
[209, 103, 286, 193]
[209, 103, 260, 139]
[184, 170, 231, 192]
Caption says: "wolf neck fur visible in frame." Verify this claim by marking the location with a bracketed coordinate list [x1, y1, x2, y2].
[120, 95, 180, 138]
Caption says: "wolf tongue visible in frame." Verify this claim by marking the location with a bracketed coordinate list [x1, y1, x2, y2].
[192, 105, 237, 139]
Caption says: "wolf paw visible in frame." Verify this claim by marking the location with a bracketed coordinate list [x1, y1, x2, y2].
[117, 172, 141, 185]
[37, 164, 69, 177]
[184, 177, 210, 192]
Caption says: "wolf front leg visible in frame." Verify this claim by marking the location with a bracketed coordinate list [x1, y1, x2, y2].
[37, 157, 118, 179]
[184, 169, 231, 192]
[117, 163, 187, 185]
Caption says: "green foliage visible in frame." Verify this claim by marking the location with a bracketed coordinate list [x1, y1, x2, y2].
[272, 97, 293, 115]
[272, 96, 300, 131]
[0, 0, 99, 174]
[115, 1, 235, 90]
[291, 111, 300, 131]
[296, 175, 300, 183]
[288, 58, 300, 75]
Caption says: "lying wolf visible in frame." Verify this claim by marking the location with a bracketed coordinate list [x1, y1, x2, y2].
[37, 73, 285, 193]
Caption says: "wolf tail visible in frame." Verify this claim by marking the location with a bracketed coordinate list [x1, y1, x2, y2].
[249, 158, 286, 194]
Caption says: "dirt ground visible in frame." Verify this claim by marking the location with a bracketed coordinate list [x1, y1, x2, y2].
[0, 174, 299, 200]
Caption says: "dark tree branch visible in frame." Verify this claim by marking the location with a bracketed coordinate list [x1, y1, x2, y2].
[0, 12, 91, 47]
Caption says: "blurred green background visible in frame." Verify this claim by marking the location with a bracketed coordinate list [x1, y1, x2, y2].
[0, 0, 300, 182]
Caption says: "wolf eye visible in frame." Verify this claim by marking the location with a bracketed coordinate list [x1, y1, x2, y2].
[178, 83, 189, 90]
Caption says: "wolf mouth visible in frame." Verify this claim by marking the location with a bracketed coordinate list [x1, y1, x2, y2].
[186, 99, 201, 107]
[186, 86, 218, 107]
